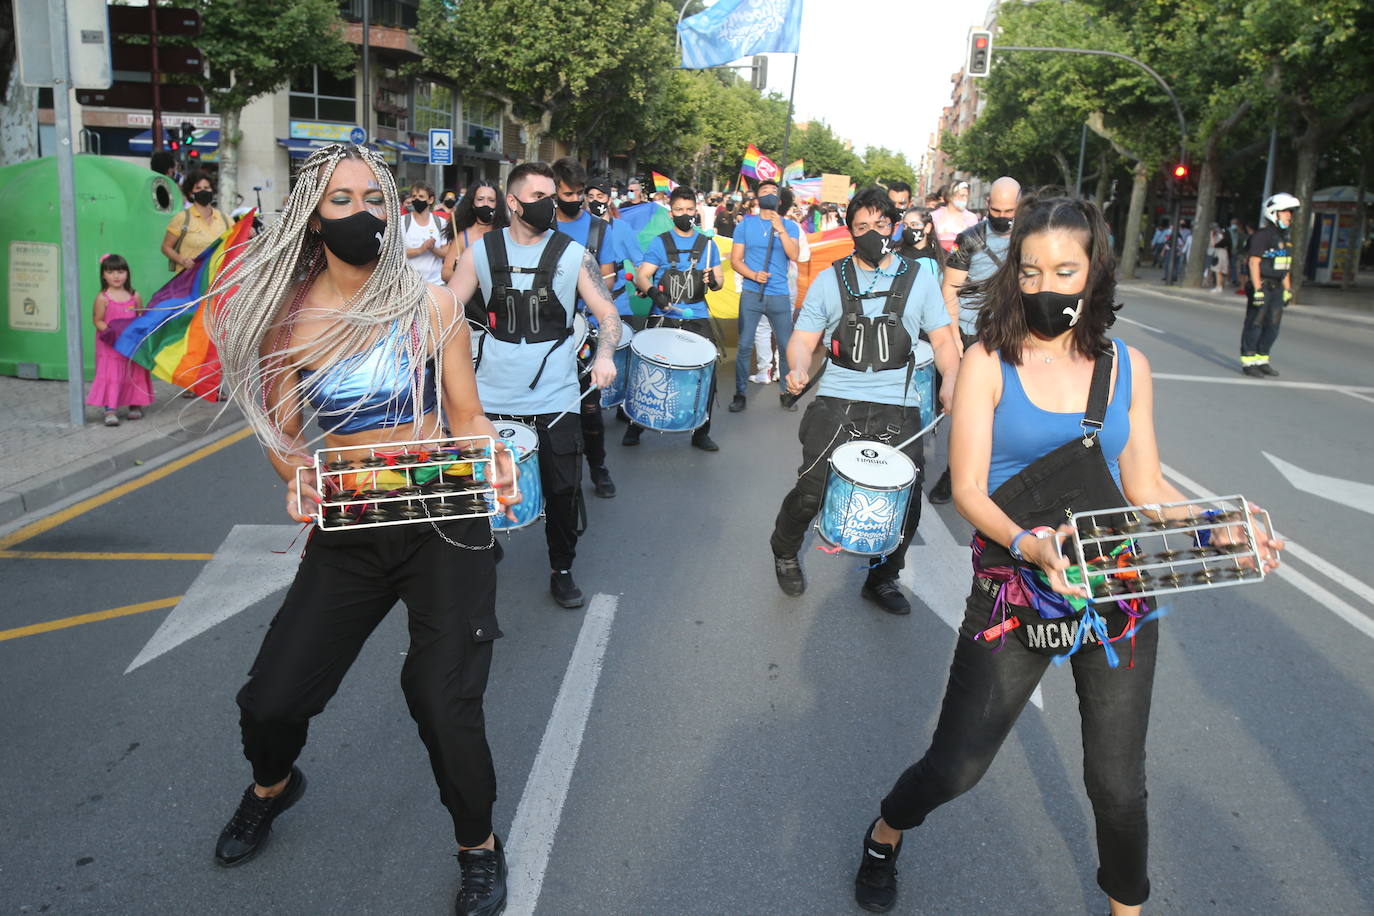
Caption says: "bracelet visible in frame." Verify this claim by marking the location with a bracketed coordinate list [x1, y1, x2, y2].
[1009, 529, 1033, 561]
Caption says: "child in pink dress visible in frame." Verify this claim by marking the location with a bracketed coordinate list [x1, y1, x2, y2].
[86, 253, 154, 426]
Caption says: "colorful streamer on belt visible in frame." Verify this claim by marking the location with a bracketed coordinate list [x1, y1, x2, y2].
[114, 210, 256, 399]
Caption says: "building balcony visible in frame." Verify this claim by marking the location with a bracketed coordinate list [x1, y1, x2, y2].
[338, 0, 421, 57]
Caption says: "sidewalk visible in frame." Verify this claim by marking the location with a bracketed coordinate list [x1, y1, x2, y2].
[0, 375, 242, 525]
[1123, 264, 1374, 314]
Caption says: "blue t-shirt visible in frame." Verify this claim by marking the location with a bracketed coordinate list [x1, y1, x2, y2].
[554, 210, 616, 316]
[643, 230, 722, 319]
[987, 339, 1132, 493]
[796, 255, 950, 408]
[603, 218, 642, 316]
[736, 214, 801, 296]
[946, 223, 1011, 335]
[470, 228, 583, 415]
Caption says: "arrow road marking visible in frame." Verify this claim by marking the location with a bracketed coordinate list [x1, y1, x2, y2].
[505, 594, 618, 916]
[902, 495, 1044, 710]
[1264, 452, 1374, 517]
[125, 525, 302, 673]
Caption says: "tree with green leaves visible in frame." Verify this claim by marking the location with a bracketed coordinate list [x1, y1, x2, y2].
[855, 147, 916, 189]
[789, 120, 862, 178]
[417, 0, 677, 163]
[193, 0, 353, 215]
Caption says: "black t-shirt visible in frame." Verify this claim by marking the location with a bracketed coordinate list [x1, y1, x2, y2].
[1247, 226, 1291, 281]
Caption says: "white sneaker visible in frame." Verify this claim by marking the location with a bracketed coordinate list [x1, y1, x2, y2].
[748, 372, 771, 384]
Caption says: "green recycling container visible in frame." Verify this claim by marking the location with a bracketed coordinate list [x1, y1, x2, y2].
[0, 155, 180, 379]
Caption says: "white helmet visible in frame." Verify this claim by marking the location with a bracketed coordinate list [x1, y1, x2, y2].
[1263, 192, 1301, 225]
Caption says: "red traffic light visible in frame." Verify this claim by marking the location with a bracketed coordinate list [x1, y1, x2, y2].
[169, 139, 181, 151]
[974, 36, 988, 49]
[1172, 164, 1188, 179]
[188, 149, 200, 159]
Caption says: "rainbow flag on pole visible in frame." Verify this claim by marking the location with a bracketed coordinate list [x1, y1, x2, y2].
[740, 144, 780, 182]
[651, 171, 677, 194]
[783, 159, 804, 183]
[115, 211, 256, 400]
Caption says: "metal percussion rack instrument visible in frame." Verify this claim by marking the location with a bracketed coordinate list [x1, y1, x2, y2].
[1057, 494, 1277, 604]
[295, 435, 498, 531]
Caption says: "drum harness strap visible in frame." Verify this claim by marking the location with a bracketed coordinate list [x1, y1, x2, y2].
[475, 231, 576, 389]
[830, 254, 922, 406]
[656, 231, 712, 308]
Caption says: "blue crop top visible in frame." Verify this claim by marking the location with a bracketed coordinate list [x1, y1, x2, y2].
[986, 339, 1132, 493]
[299, 323, 437, 435]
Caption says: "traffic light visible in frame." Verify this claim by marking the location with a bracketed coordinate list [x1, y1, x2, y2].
[967, 29, 992, 78]
[751, 55, 768, 91]
[1172, 163, 1188, 180]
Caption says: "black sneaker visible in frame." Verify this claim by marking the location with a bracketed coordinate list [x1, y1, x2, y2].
[589, 465, 616, 498]
[928, 468, 953, 504]
[622, 426, 642, 447]
[551, 570, 585, 608]
[455, 835, 507, 916]
[691, 432, 720, 452]
[780, 393, 798, 412]
[1242, 365, 1266, 378]
[728, 394, 747, 412]
[774, 554, 806, 596]
[854, 818, 902, 913]
[214, 766, 306, 867]
[862, 578, 911, 615]
[1256, 362, 1279, 377]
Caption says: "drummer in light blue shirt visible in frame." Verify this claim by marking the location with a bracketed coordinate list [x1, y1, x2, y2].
[768, 187, 961, 616]
[627, 185, 724, 452]
[448, 160, 622, 611]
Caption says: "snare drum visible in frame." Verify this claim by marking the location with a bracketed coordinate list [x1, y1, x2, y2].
[911, 338, 936, 416]
[486, 422, 543, 531]
[624, 327, 717, 432]
[598, 322, 635, 408]
[816, 440, 917, 556]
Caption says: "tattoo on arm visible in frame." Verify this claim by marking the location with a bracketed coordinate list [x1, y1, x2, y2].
[581, 251, 603, 289]
[595, 313, 621, 359]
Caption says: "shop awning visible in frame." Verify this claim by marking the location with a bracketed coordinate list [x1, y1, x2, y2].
[374, 137, 428, 163]
[276, 137, 330, 159]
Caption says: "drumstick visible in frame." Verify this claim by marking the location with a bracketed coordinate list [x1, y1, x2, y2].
[547, 384, 599, 427]
[890, 413, 945, 452]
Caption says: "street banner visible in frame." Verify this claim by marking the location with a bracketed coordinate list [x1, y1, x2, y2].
[677, 0, 804, 69]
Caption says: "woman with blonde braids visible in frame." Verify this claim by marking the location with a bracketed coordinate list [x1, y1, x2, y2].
[207, 144, 515, 916]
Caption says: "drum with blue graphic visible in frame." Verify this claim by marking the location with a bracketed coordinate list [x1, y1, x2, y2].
[816, 440, 917, 557]
[485, 422, 542, 531]
[623, 327, 717, 432]
[912, 338, 935, 417]
[597, 323, 635, 408]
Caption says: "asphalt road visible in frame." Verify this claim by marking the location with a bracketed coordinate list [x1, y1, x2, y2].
[2, 285, 1372, 915]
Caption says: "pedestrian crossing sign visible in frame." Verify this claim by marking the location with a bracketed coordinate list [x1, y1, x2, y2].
[428, 128, 452, 165]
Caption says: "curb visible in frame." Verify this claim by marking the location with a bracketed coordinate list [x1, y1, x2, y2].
[0, 415, 248, 527]
[1118, 281, 1374, 327]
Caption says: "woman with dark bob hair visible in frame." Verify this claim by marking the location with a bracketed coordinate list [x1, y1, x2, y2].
[851, 192, 1282, 915]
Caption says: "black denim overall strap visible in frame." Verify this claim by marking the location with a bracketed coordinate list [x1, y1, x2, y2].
[975, 343, 1154, 656]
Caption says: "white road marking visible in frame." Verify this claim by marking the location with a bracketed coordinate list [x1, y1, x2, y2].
[904, 495, 1044, 710]
[1121, 283, 1374, 327]
[1152, 373, 1374, 394]
[1341, 389, 1374, 407]
[1264, 452, 1374, 517]
[125, 524, 301, 673]
[505, 594, 618, 916]
[1116, 315, 1163, 333]
[1160, 463, 1374, 642]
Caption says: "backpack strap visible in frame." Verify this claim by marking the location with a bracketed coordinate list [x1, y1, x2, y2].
[1081, 343, 1116, 445]
[483, 230, 511, 284]
[534, 230, 573, 287]
[879, 256, 919, 321]
[688, 232, 710, 268]
[658, 232, 679, 267]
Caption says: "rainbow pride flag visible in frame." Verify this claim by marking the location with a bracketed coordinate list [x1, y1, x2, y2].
[740, 144, 779, 182]
[115, 210, 255, 400]
[783, 159, 804, 183]
[651, 171, 677, 194]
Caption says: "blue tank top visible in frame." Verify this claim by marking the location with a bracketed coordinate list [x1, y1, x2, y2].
[987, 339, 1131, 494]
[299, 322, 437, 435]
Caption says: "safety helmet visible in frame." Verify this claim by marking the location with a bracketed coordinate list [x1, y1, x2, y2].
[1263, 192, 1301, 225]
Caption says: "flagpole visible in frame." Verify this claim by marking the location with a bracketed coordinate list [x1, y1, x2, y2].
[781, 55, 799, 165]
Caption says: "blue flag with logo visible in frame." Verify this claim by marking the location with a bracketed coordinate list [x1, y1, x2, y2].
[678, 0, 803, 69]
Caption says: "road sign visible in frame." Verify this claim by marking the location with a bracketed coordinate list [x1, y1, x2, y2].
[15, 0, 112, 89]
[429, 128, 453, 165]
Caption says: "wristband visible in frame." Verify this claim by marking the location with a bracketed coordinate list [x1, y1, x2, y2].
[1009, 529, 1033, 561]
[1010, 526, 1053, 561]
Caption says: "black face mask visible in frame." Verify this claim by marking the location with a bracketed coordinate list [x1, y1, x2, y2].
[1021, 288, 1085, 339]
[473, 205, 495, 224]
[587, 199, 609, 218]
[556, 197, 584, 218]
[673, 213, 695, 232]
[411, 198, 429, 213]
[515, 197, 556, 233]
[852, 229, 894, 267]
[757, 193, 779, 211]
[317, 211, 387, 266]
[904, 226, 925, 247]
[192, 189, 214, 206]
[988, 215, 1013, 234]
[441, 197, 457, 208]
